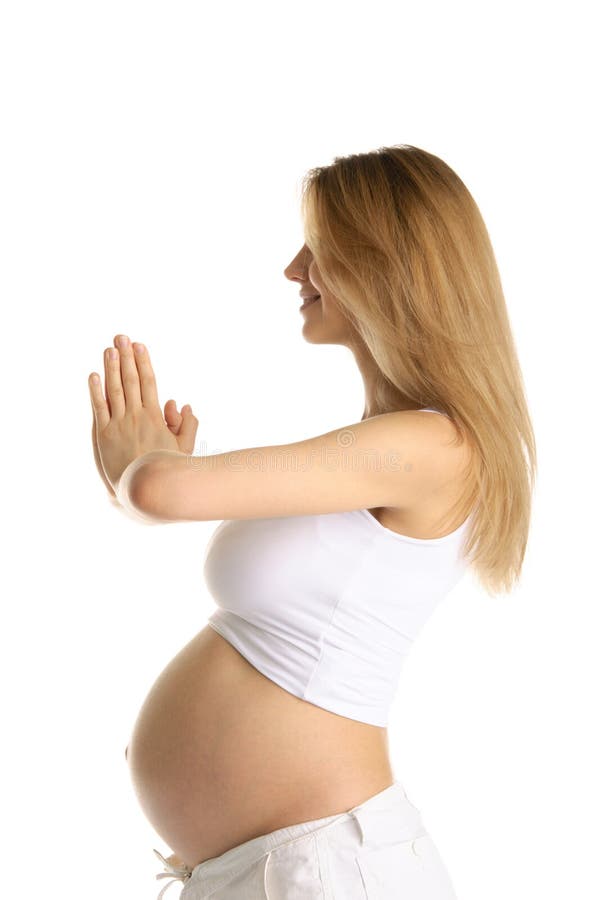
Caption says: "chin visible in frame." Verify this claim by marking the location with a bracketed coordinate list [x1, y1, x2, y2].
[302, 329, 348, 346]
[301, 311, 352, 346]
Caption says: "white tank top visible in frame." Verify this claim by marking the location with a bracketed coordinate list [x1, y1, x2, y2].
[204, 409, 472, 727]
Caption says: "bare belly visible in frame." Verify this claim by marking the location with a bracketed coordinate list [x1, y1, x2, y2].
[126, 624, 394, 871]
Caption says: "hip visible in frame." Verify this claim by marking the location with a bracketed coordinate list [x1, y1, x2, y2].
[153, 781, 459, 899]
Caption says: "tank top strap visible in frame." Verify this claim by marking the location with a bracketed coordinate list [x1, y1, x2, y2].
[418, 407, 448, 416]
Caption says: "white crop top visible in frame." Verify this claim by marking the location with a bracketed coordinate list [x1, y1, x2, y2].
[204, 409, 472, 727]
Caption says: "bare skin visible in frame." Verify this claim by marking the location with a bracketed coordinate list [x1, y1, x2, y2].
[126, 622, 396, 870]
[91, 394, 192, 499]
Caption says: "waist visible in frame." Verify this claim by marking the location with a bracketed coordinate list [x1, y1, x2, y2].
[208, 609, 398, 726]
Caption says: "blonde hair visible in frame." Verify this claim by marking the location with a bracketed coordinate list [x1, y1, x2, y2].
[300, 144, 537, 597]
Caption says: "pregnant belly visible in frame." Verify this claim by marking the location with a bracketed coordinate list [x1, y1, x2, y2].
[126, 624, 394, 870]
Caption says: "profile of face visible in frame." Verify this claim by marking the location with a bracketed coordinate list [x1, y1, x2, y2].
[283, 244, 355, 346]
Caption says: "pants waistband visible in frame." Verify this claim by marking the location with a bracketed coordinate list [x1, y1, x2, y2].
[177, 780, 426, 896]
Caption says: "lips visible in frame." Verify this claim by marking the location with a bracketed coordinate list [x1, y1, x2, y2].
[300, 295, 321, 311]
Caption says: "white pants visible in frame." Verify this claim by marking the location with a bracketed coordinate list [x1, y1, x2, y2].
[153, 781, 459, 899]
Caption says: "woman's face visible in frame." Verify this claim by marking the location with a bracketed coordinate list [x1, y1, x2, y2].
[283, 244, 354, 345]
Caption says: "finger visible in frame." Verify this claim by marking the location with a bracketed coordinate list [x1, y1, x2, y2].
[131, 341, 161, 411]
[114, 334, 142, 410]
[104, 346, 126, 419]
[88, 371, 111, 430]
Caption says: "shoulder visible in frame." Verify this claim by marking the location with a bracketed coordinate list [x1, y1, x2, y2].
[387, 408, 472, 499]
[130, 409, 467, 523]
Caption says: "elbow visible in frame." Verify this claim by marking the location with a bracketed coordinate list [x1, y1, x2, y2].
[128, 465, 154, 515]
[130, 461, 179, 524]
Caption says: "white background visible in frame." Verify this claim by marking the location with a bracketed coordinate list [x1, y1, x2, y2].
[1, 1, 596, 898]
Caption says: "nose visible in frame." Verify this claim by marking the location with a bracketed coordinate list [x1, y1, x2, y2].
[284, 244, 310, 283]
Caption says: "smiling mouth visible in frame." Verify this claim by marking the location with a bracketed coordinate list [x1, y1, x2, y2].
[300, 295, 321, 311]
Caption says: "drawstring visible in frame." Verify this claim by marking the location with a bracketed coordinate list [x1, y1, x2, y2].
[153, 849, 193, 899]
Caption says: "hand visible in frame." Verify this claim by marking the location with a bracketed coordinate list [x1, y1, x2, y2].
[88, 334, 199, 492]
[163, 397, 197, 454]
[91, 413, 117, 498]
[90, 396, 194, 499]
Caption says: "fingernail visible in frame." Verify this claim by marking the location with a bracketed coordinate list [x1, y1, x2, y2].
[134, 343, 145, 353]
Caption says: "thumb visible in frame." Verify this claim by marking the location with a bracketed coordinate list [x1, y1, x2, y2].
[164, 398, 183, 434]
[176, 405, 199, 453]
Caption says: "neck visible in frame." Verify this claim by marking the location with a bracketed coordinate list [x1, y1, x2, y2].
[348, 338, 420, 421]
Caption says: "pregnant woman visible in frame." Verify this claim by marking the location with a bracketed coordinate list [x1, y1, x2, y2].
[88, 144, 536, 899]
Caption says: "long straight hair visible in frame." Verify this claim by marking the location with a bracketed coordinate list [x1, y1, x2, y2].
[300, 144, 536, 597]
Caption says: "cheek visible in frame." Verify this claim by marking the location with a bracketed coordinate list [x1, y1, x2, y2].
[321, 293, 339, 315]
[322, 295, 354, 331]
